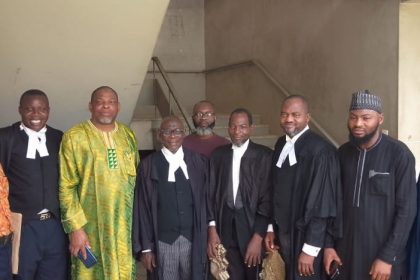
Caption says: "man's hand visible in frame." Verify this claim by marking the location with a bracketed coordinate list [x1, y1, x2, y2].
[323, 248, 342, 275]
[141, 252, 156, 272]
[69, 228, 90, 259]
[298, 252, 315, 277]
[264, 231, 279, 252]
[207, 226, 221, 259]
[369, 259, 392, 280]
[244, 233, 263, 267]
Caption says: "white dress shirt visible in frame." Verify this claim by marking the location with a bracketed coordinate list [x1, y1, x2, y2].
[231, 139, 249, 205]
[208, 139, 250, 227]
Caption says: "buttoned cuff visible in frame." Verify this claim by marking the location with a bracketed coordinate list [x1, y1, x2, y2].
[267, 224, 274, 232]
[209, 220, 216, 227]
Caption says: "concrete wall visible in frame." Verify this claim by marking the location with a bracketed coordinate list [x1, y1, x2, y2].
[0, 0, 169, 131]
[399, 2, 420, 174]
[137, 0, 205, 113]
[205, 0, 399, 144]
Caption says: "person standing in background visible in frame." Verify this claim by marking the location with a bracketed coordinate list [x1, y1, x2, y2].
[183, 100, 230, 157]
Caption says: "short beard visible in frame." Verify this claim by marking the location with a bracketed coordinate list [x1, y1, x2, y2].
[348, 126, 379, 147]
[233, 140, 246, 147]
[97, 117, 115, 125]
[193, 121, 215, 136]
[195, 127, 214, 136]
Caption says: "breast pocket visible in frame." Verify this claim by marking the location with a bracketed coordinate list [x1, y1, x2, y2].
[369, 171, 391, 196]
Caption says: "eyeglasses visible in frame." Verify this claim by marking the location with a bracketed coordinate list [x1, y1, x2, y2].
[159, 128, 185, 137]
[193, 112, 215, 119]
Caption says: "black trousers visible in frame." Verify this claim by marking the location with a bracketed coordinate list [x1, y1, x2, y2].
[226, 246, 259, 280]
[14, 218, 68, 280]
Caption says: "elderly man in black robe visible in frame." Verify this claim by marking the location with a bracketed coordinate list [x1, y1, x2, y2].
[265, 95, 341, 280]
[132, 116, 208, 280]
[324, 90, 417, 280]
[207, 108, 272, 280]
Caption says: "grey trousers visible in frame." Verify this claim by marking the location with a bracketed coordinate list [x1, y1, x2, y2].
[158, 235, 192, 280]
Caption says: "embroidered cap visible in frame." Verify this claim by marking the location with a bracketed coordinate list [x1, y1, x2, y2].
[349, 90, 382, 113]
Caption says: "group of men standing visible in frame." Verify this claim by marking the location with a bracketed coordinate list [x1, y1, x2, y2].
[0, 88, 418, 280]
[133, 91, 417, 280]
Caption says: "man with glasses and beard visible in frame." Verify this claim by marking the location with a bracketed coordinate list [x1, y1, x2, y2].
[324, 90, 417, 280]
[183, 101, 230, 158]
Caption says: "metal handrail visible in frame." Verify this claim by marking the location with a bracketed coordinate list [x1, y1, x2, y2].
[151, 56, 193, 132]
[205, 59, 339, 148]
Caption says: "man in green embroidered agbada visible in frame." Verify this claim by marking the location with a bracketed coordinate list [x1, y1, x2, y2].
[59, 86, 140, 280]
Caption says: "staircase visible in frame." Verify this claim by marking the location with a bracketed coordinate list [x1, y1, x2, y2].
[130, 104, 278, 151]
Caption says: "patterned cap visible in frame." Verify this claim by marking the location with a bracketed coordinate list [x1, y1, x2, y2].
[349, 90, 382, 113]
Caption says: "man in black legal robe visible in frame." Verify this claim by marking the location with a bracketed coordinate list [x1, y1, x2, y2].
[207, 108, 272, 280]
[324, 90, 416, 280]
[265, 95, 340, 280]
[132, 116, 208, 280]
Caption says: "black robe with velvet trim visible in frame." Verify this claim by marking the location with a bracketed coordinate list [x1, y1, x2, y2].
[207, 141, 273, 255]
[132, 148, 208, 280]
[336, 134, 416, 280]
[272, 130, 341, 280]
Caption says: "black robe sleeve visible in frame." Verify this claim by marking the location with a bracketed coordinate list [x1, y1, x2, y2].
[132, 156, 156, 257]
[303, 146, 341, 248]
[251, 147, 272, 237]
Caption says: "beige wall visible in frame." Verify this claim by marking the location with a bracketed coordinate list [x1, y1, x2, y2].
[205, 0, 399, 144]
[144, 0, 205, 112]
[0, 0, 169, 131]
[399, 2, 420, 174]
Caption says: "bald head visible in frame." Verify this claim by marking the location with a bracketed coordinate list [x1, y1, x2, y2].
[282, 95, 309, 114]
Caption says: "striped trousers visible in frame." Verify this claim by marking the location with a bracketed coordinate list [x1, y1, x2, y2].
[158, 235, 192, 280]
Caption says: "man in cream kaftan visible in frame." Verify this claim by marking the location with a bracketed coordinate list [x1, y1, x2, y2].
[59, 86, 139, 280]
